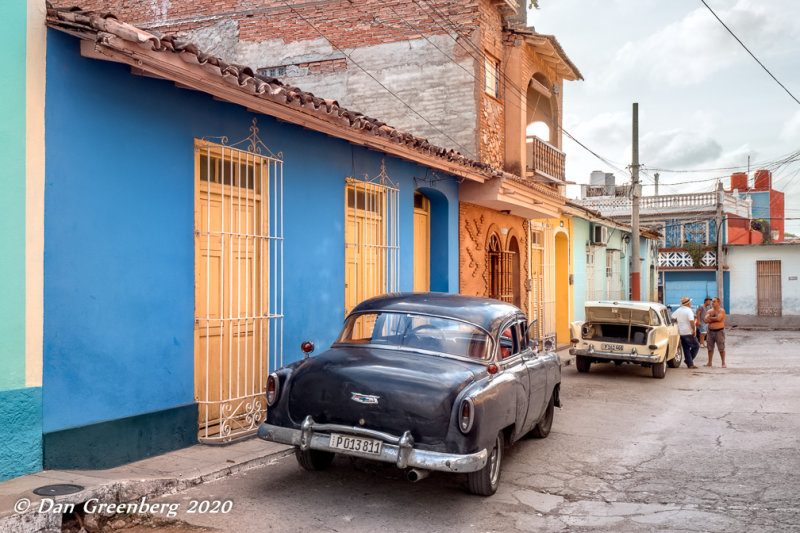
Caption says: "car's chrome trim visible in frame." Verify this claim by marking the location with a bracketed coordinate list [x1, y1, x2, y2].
[570, 347, 663, 364]
[258, 417, 488, 473]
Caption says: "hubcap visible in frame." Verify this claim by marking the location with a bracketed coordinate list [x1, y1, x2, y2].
[489, 434, 502, 487]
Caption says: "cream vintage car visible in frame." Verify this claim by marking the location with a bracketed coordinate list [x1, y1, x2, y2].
[568, 301, 683, 379]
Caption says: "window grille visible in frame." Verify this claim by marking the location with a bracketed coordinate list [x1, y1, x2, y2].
[488, 234, 515, 303]
[586, 246, 596, 301]
[194, 120, 283, 443]
[344, 164, 399, 317]
[529, 228, 545, 339]
[258, 66, 286, 78]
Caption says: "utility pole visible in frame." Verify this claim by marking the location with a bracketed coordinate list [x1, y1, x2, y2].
[654, 172, 659, 196]
[631, 103, 641, 300]
[715, 180, 724, 301]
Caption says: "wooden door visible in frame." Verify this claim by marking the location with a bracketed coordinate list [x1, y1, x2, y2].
[757, 260, 782, 316]
[413, 192, 430, 292]
[195, 143, 269, 442]
[345, 183, 385, 315]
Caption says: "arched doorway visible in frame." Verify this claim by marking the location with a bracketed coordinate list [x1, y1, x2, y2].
[416, 187, 449, 292]
[413, 191, 430, 292]
[488, 233, 502, 300]
[554, 232, 569, 344]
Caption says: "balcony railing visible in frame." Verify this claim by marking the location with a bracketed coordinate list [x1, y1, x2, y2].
[577, 192, 752, 218]
[526, 135, 565, 184]
[658, 248, 716, 268]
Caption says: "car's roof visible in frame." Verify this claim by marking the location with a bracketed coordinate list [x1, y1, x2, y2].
[350, 292, 524, 334]
[585, 300, 668, 312]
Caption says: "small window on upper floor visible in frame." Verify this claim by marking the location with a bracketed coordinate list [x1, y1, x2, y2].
[258, 66, 286, 78]
[484, 55, 500, 98]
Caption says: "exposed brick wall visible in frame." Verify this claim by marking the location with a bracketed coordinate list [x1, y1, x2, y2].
[54, 1, 569, 170]
[52, 1, 481, 47]
[460, 202, 529, 314]
[477, 0, 504, 168]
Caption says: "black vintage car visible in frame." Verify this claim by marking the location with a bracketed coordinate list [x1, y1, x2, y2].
[257, 293, 561, 495]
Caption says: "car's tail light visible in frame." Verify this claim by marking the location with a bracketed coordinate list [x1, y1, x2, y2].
[266, 373, 280, 406]
[459, 398, 475, 433]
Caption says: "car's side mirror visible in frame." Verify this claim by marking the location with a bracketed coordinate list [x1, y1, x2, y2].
[527, 319, 539, 351]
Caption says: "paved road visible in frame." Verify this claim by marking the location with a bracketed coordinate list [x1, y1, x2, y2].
[150, 329, 800, 532]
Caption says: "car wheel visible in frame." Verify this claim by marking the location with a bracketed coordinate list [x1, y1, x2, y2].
[294, 446, 335, 471]
[468, 432, 503, 496]
[576, 355, 591, 373]
[667, 343, 683, 368]
[529, 391, 555, 439]
[652, 357, 667, 379]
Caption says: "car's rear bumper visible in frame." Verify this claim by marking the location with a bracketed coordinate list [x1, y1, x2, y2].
[257, 416, 488, 473]
[569, 346, 663, 364]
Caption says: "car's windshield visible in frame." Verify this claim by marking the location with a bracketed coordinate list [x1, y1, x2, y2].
[336, 312, 493, 360]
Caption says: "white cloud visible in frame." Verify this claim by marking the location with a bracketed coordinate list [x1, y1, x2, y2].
[642, 129, 722, 169]
[604, 0, 798, 89]
[780, 111, 800, 143]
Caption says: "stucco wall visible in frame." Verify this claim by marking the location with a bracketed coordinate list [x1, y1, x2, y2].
[44, 29, 461, 441]
[459, 202, 528, 313]
[0, 387, 42, 480]
[728, 245, 800, 316]
[0, 0, 26, 392]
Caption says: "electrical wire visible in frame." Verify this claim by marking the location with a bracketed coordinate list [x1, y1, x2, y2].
[699, 0, 800, 105]
[275, 0, 477, 158]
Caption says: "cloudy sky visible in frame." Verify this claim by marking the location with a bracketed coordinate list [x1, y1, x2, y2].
[528, 0, 800, 233]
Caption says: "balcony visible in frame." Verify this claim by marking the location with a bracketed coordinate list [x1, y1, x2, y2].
[526, 135, 565, 185]
[577, 191, 752, 218]
[658, 248, 717, 269]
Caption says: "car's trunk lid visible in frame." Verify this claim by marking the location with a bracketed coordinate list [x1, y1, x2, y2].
[286, 346, 478, 445]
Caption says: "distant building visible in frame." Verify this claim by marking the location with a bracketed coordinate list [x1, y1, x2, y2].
[574, 173, 756, 311]
[727, 170, 785, 243]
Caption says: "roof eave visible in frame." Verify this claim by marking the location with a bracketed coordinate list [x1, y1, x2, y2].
[46, 15, 490, 183]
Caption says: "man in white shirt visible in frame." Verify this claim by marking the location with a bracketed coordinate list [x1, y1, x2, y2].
[671, 296, 699, 369]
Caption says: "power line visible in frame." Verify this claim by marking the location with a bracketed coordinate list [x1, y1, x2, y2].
[275, 0, 476, 158]
[699, 0, 800, 105]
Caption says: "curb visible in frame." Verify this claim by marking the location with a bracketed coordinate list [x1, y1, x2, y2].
[1, 445, 293, 533]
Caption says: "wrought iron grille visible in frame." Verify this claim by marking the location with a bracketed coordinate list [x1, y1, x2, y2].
[194, 119, 283, 443]
[344, 163, 399, 317]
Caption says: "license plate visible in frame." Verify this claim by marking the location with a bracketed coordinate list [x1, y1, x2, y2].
[329, 433, 383, 455]
[601, 343, 624, 351]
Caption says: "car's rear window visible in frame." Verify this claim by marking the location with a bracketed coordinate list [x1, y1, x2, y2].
[586, 306, 657, 325]
[336, 312, 493, 360]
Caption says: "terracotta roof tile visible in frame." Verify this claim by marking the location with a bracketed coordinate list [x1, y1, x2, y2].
[46, 4, 506, 179]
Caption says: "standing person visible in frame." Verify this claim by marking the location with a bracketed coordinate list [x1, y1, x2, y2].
[705, 297, 727, 368]
[671, 297, 699, 369]
[696, 297, 711, 348]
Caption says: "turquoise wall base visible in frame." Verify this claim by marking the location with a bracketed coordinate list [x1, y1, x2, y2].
[43, 403, 197, 470]
[0, 387, 43, 481]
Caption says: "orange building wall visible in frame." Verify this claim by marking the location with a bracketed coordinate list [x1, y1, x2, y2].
[459, 202, 529, 314]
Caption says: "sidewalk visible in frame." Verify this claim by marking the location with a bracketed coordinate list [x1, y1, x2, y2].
[0, 438, 292, 532]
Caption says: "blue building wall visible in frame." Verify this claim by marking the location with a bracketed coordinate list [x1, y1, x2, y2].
[43, 30, 460, 468]
[747, 191, 770, 220]
[662, 218, 719, 247]
[572, 218, 590, 322]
